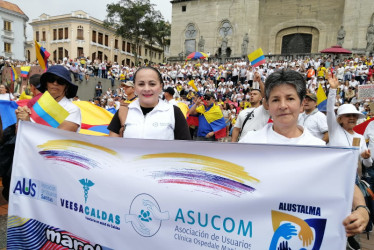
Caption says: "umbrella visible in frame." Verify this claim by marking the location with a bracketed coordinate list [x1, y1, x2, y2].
[320, 45, 352, 54]
[186, 52, 209, 60]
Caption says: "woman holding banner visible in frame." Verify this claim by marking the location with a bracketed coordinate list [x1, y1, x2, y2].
[16, 65, 81, 132]
[239, 69, 369, 247]
[108, 66, 191, 140]
[327, 72, 372, 249]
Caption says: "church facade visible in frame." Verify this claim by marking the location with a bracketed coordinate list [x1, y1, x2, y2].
[169, 0, 374, 60]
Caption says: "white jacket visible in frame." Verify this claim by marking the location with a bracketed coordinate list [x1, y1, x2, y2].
[123, 99, 175, 140]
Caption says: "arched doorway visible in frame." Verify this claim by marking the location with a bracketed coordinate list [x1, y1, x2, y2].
[281, 34, 312, 54]
[275, 26, 319, 54]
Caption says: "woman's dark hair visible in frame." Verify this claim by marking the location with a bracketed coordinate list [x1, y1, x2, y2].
[134, 66, 163, 85]
[0, 83, 10, 93]
[264, 69, 306, 102]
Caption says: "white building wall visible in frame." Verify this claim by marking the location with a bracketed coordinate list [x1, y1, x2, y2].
[0, 8, 28, 60]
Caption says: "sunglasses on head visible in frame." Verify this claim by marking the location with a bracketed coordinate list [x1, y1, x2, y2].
[46, 75, 67, 85]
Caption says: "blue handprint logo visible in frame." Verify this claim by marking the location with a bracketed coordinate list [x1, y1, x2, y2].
[270, 223, 298, 249]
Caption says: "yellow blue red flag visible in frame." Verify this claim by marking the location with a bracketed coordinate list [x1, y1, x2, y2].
[10, 65, 18, 82]
[20, 66, 31, 78]
[316, 84, 327, 111]
[73, 101, 114, 136]
[196, 104, 226, 139]
[35, 40, 50, 70]
[30, 91, 69, 128]
[248, 48, 266, 67]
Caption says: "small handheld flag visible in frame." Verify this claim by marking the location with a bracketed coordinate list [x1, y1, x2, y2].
[248, 48, 266, 67]
[35, 40, 50, 70]
[31, 91, 69, 128]
[316, 84, 327, 112]
[20, 66, 31, 78]
[10, 65, 18, 82]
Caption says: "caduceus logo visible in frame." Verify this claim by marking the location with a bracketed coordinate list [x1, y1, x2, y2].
[79, 178, 95, 203]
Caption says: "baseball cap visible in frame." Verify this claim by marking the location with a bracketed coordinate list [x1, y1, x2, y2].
[121, 81, 134, 87]
[305, 93, 317, 102]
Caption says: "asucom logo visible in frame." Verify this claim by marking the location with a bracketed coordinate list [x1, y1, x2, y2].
[125, 193, 169, 237]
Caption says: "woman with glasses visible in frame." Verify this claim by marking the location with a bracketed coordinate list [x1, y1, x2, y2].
[16, 65, 81, 132]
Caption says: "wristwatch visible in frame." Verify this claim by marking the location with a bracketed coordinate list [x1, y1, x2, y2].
[355, 205, 371, 215]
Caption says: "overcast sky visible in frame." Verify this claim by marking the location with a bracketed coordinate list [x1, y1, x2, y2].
[8, 0, 172, 39]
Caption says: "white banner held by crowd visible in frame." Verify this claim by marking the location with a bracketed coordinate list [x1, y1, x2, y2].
[8, 122, 358, 249]
[358, 84, 374, 101]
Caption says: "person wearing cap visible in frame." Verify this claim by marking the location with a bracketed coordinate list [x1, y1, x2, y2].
[164, 87, 178, 106]
[16, 65, 81, 132]
[107, 81, 137, 132]
[326, 72, 371, 246]
[298, 93, 329, 142]
[121, 81, 137, 103]
[27, 74, 44, 109]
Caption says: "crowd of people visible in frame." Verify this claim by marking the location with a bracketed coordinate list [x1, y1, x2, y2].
[1, 54, 374, 249]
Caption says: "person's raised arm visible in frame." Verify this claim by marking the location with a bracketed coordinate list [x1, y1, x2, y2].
[326, 72, 340, 132]
[254, 72, 265, 99]
[188, 98, 203, 116]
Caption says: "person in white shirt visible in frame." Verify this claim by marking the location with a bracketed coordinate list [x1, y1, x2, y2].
[240, 69, 370, 241]
[0, 84, 14, 101]
[298, 93, 329, 142]
[327, 72, 372, 249]
[231, 72, 269, 142]
[164, 87, 178, 106]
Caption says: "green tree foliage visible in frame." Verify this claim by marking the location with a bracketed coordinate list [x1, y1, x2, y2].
[105, 0, 170, 65]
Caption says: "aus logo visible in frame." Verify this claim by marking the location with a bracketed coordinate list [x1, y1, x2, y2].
[269, 211, 326, 250]
[13, 178, 37, 197]
[125, 193, 169, 237]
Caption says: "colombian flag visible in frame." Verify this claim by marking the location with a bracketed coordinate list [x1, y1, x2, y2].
[35, 40, 50, 70]
[248, 48, 266, 67]
[316, 84, 327, 112]
[73, 101, 114, 136]
[10, 65, 18, 82]
[30, 91, 69, 128]
[20, 66, 31, 78]
[196, 104, 226, 139]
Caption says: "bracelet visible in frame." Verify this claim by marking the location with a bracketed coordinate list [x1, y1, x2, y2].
[355, 205, 370, 215]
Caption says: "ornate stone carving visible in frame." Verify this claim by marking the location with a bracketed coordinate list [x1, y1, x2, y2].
[198, 36, 205, 52]
[336, 26, 345, 46]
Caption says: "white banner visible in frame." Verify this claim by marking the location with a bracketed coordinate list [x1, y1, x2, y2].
[8, 122, 358, 250]
[358, 84, 374, 101]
